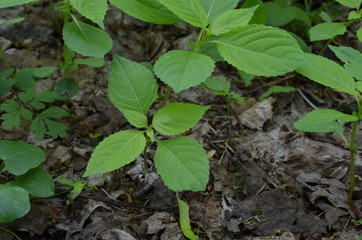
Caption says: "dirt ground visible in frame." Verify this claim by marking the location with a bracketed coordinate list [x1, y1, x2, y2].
[1, 2, 362, 240]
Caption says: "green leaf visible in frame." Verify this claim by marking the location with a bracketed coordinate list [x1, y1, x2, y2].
[108, 55, 158, 115]
[155, 137, 209, 192]
[55, 78, 80, 98]
[329, 45, 362, 64]
[177, 197, 198, 240]
[214, 25, 308, 77]
[238, 69, 254, 87]
[294, 109, 358, 134]
[154, 50, 215, 92]
[198, 0, 238, 23]
[296, 53, 358, 96]
[73, 57, 105, 67]
[30, 116, 47, 140]
[0, 185, 30, 223]
[109, 0, 180, 24]
[14, 68, 36, 90]
[345, 62, 362, 80]
[348, 10, 361, 20]
[0, 140, 45, 175]
[44, 119, 68, 139]
[1, 17, 24, 25]
[152, 103, 209, 136]
[83, 130, 146, 176]
[40, 106, 68, 118]
[30, 67, 57, 78]
[196, 41, 223, 62]
[29, 90, 59, 110]
[335, 0, 362, 9]
[259, 86, 296, 100]
[159, 0, 208, 28]
[0, 69, 14, 96]
[209, 6, 258, 35]
[357, 27, 362, 43]
[0, 100, 22, 129]
[264, 1, 310, 27]
[0, 0, 39, 8]
[11, 167, 54, 198]
[20, 108, 33, 120]
[203, 76, 231, 92]
[241, 0, 266, 24]
[70, 0, 108, 28]
[62, 19, 112, 58]
[309, 22, 346, 42]
[122, 109, 149, 128]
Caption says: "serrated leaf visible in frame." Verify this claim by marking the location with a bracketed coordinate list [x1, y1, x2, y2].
[198, 0, 238, 23]
[40, 106, 68, 118]
[0, 140, 45, 175]
[209, 6, 257, 35]
[345, 62, 362, 80]
[264, 1, 310, 27]
[203, 76, 231, 92]
[30, 67, 57, 78]
[20, 108, 33, 120]
[0, 100, 22, 129]
[214, 25, 308, 77]
[0, 69, 14, 96]
[309, 22, 346, 42]
[0, 185, 30, 223]
[83, 130, 146, 176]
[155, 137, 209, 191]
[296, 53, 358, 96]
[122, 109, 149, 128]
[30, 90, 59, 110]
[14, 68, 36, 90]
[154, 50, 215, 92]
[0, 0, 39, 8]
[70, 0, 107, 28]
[259, 86, 296, 100]
[152, 103, 209, 135]
[109, 0, 180, 24]
[62, 19, 112, 58]
[30, 116, 47, 140]
[108, 55, 158, 115]
[10, 167, 54, 198]
[177, 197, 198, 240]
[73, 57, 105, 67]
[44, 119, 68, 139]
[329, 45, 362, 64]
[294, 109, 358, 134]
[159, 0, 207, 28]
[335, 0, 362, 9]
[241, 0, 266, 24]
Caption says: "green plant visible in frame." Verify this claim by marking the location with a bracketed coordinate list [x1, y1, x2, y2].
[0, 140, 54, 222]
[293, 46, 362, 207]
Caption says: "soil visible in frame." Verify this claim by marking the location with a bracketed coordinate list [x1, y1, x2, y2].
[1, 2, 362, 240]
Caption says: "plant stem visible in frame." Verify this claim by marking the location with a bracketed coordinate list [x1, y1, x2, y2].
[143, 145, 148, 173]
[348, 120, 359, 207]
[49, 0, 61, 33]
[161, 86, 172, 107]
[0, 227, 23, 240]
[0, 47, 11, 68]
[62, 0, 71, 79]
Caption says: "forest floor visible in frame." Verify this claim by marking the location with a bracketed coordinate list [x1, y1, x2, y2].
[0, 2, 362, 240]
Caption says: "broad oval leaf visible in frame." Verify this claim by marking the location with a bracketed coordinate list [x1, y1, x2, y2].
[345, 62, 362, 80]
[154, 50, 215, 92]
[109, 0, 180, 24]
[11, 167, 54, 198]
[214, 25, 308, 77]
[198, 0, 239, 23]
[62, 19, 112, 58]
[296, 53, 358, 96]
[294, 109, 358, 134]
[0, 140, 45, 175]
[159, 0, 208, 28]
[0, 185, 30, 223]
[0, 0, 38, 8]
[70, 0, 108, 28]
[152, 103, 210, 135]
[209, 6, 257, 35]
[335, 0, 362, 9]
[108, 55, 158, 115]
[155, 137, 209, 191]
[122, 109, 149, 128]
[309, 22, 346, 42]
[83, 130, 146, 176]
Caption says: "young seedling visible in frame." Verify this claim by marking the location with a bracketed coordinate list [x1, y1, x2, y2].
[294, 46, 362, 208]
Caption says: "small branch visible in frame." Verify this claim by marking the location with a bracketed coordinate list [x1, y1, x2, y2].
[0, 227, 23, 240]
